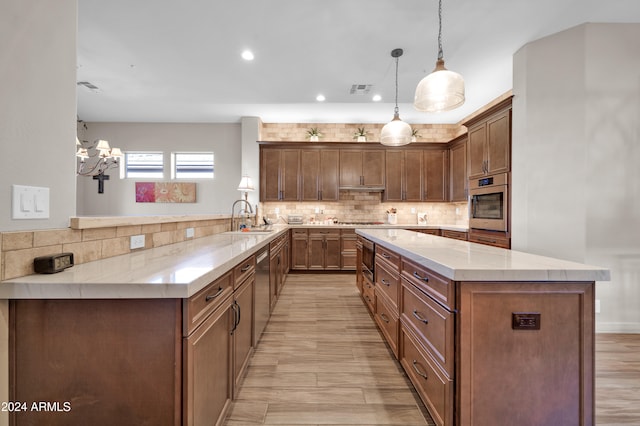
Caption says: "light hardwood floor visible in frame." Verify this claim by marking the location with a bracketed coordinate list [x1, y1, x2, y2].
[225, 274, 640, 425]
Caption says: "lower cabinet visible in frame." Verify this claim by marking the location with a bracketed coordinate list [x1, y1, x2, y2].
[9, 251, 270, 426]
[309, 229, 341, 270]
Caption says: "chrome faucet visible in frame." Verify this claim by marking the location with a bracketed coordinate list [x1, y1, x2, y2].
[231, 199, 254, 231]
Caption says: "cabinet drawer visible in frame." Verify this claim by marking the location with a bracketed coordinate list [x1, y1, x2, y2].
[309, 228, 340, 237]
[416, 228, 440, 236]
[374, 290, 399, 358]
[441, 229, 468, 241]
[291, 228, 308, 237]
[468, 231, 510, 249]
[234, 255, 255, 289]
[376, 246, 400, 270]
[375, 262, 400, 310]
[400, 326, 453, 426]
[183, 270, 233, 336]
[401, 258, 454, 310]
[401, 280, 454, 376]
[362, 276, 375, 313]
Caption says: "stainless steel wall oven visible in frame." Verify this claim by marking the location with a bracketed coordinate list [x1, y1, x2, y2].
[469, 173, 509, 232]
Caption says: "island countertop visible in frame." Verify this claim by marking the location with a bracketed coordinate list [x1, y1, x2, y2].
[0, 226, 289, 299]
[357, 228, 610, 282]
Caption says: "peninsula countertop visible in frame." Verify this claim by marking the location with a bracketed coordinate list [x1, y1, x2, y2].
[0, 226, 290, 299]
[357, 228, 610, 282]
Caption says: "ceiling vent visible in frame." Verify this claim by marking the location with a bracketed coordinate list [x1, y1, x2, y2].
[77, 81, 101, 93]
[350, 84, 373, 95]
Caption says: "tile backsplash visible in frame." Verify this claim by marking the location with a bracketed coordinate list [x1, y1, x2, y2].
[262, 191, 469, 226]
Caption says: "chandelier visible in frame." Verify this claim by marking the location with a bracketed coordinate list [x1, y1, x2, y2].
[76, 138, 123, 193]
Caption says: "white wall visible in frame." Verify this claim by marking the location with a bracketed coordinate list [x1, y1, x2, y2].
[77, 122, 242, 216]
[0, 0, 78, 231]
[513, 23, 640, 333]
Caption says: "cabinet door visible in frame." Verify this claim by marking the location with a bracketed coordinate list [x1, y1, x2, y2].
[300, 150, 320, 201]
[339, 150, 363, 187]
[319, 150, 339, 200]
[308, 236, 325, 270]
[486, 110, 510, 175]
[341, 230, 357, 271]
[362, 150, 385, 186]
[384, 150, 404, 201]
[449, 138, 467, 202]
[467, 125, 487, 179]
[184, 297, 233, 426]
[233, 276, 254, 396]
[281, 149, 300, 201]
[261, 149, 282, 201]
[423, 149, 447, 202]
[404, 150, 424, 201]
[291, 235, 309, 270]
[269, 253, 279, 311]
[325, 235, 342, 270]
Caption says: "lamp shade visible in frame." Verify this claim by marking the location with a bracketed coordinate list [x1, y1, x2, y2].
[414, 59, 465, 112]
[237, 175, 255, 191]
[380, 113, 412, 146]
[109, 147, 123, 157]
[95, 140, 111, 150]
[76, 148, 89, 159]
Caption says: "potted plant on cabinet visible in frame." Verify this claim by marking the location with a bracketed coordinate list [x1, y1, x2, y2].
[411, 128, 421, 142]
[353, 127, 367, 142]
[307, 128, 321, 142]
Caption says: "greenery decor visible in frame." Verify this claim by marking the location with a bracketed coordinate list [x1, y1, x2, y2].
[353, 127, 367, 139]
[306, 128, 321, 139]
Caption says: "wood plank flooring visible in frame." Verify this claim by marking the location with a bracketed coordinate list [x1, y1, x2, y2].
[225, 274, 434, 425]
[225, 273, 640, 425]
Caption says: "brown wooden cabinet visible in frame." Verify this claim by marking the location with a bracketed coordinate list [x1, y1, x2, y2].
[300, 149, 339, 201]
[423, 148, 448, 202]
[269, 233, 288, 311]
[232, 271, 254, 398]
[340, 228, 357, 270]
[339, 149, 385, 189]
[290, 228, 309, 270]
[448, 135, 467, 202]
[260, 148, 300, 201]
[466, 101, 511, 179]
[385, 149, 423, 202]
[308, 228, 341, 270]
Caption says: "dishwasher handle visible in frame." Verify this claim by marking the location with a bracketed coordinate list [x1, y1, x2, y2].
[257, 249, 269, 264]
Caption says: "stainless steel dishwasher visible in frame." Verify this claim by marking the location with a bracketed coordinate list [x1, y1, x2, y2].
[254, 246, 270, 344]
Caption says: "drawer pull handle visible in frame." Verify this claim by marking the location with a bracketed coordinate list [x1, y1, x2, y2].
[381, 253, 391, 259]
[381, 278, 390, 287]
[380, 313, 390, 323]
[240, 264, 252, 272]
[477, 237, 497, 244]
[365, 296, 371, 303]
[412, 310, 429, 324]
[412, 360, 428, 380]
[205, 287, 224, 302]
[413, 271, 429, 282]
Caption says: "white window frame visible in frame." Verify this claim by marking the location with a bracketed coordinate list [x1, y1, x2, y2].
[171, 152, 214, 179]
[124, 152, 164, 179]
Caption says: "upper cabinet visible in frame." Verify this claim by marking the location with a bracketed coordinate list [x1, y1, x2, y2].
[384, 150, 423, 202]
[423, 148, 448, 202]
[449, 135, 468, 202]
[300, 149, 339, 201]
[260, 148, 300, 201]
[339, 149, 385, 189]
[465, 99, 512, 179]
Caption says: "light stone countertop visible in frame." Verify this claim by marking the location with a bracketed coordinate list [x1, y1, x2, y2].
[0, 226, 289, 299]
[357, 228, 610, 282]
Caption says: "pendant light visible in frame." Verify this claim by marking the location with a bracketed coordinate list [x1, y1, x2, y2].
[380, 48, 412, 146]
[414, 0, 465, 113]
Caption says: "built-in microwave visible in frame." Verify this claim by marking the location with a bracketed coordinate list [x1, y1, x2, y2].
[469, 173, 508, 232]
[361, 237, 375, 282]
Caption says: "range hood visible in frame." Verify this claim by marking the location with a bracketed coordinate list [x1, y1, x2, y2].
[339, 185, 385, 192]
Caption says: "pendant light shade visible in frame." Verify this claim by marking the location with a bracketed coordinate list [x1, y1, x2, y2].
[414, 0, 465, 113]
[381, 48, 412, 147]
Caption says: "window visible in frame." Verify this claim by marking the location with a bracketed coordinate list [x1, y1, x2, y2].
[172, 152, 214, 179]
[125, 152, 164, 178]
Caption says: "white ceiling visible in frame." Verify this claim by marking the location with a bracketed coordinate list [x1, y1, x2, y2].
[76, 0, 640, 125]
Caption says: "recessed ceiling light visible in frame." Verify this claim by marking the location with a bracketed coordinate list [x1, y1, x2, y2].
[372, 94, 382, 102]
[316, 94, 326, 102]
[241, 50, 254, 61]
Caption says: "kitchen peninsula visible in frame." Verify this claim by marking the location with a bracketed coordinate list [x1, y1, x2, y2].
[356, 228, 610, 426]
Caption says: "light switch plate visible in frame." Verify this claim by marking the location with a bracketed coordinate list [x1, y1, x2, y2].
[12, 185, 50, 219]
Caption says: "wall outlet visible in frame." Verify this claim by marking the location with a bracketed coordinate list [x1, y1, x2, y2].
[185, 227, 195, 238]
[275, 207, 280, 215]
[595, 299, 601, 314]
[315, 207, 320, 214]
[130, 234, 145, 250]
[410, 208, 416, 214]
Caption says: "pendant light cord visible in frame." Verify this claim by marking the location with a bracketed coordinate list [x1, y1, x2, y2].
[394, 54, 399, 115]
[437, 0, 444, 61]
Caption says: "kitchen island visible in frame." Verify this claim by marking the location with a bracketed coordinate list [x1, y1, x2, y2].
[356, 228, 610, 426]
[1, 226, 290, 426]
